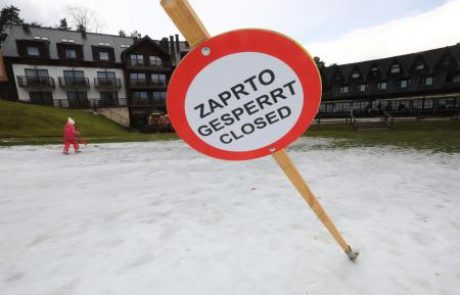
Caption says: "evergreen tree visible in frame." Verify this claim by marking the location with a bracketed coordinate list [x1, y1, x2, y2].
[118, 30, 126, 37]
[314, 56, 325, 70]
[0, 5, 23, 34]
[58, 18, 70, 30]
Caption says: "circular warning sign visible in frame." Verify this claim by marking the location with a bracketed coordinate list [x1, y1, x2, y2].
[167, 29, 321, 160]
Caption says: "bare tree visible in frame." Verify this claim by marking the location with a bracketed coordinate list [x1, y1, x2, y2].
[65, 6, 104, 33]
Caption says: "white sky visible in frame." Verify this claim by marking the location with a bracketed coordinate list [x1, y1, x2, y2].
[5, 0, 460, 65]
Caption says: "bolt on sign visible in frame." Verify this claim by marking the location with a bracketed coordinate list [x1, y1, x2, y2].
[161, 0, 359, 260]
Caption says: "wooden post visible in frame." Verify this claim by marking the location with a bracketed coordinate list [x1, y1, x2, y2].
[161, 0, 210, 47]
[272, 150, 356, 255]
[160, 0, 358, 260]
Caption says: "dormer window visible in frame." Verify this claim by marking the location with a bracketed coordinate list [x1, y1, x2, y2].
[351, 71, 360, 79]
[65, 48, 77, 59]
[92, 46, 114, 62]
[57, 43, 83, 60]
[27, 46, 40, 56]
[390, 64, 401, 73]
[17, 40, 49, 58]
[99, 51, 109, 61]
[415, 63, 425, 71]
[370, 66, 379, 72]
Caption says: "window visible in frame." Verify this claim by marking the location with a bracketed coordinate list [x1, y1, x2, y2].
[99, 51, 110, 61]
[67, 91, 87, 100]
[63, 70, 86, 86]
[149, 56, 162, 66]
[97, 71, 116, 80]
[424, 76, 433, 86]
[27, 46, 40, 56]
[100, 92, 118, 99]
[351, 71, 360, 79]
[339, 85, 349, 93]
[65, 48, 77, 59]
[153, 91, 166, 102]
[66, 91, 88, 107]
[358, 83, 367, 92]
[400, 79, 409, 88]
[64, 70, 85, 81]
[369, 66, 380, 77]
[29, 92, 53, 105]
[24, 69, 49, 85]
[25, 68, 49, 78]
[130, 72, 146, 86]
[415, 62, 425, 71]
[151, 73, 166, 85]
[66, 92, 88, 107]
[377, 81, 387, 90]
[97, 71, 116, 86]
[130, 54, 144, 65]
[132, 91, 148, 101]
[390, 64, 400, 73]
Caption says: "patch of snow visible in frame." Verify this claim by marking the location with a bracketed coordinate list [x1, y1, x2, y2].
[0, 138, 459, 295]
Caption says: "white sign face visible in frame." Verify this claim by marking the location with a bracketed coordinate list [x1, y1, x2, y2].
[185, 52, 304, 152]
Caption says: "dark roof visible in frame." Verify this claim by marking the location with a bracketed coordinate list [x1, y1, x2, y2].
[322, 43, 460, 85]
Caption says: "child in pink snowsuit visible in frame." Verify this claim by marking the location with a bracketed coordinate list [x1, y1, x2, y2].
[63, 117, 80, 154]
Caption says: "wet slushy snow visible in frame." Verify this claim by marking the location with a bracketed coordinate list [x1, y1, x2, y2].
[0, 138, 459, 295]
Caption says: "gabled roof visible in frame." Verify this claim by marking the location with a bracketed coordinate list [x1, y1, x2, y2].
[322, 43, 460, 84]
[121, 35, 170, 58]
[0, 25, 135, 63]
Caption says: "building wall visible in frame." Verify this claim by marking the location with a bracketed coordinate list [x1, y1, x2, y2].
[12, 64, 126, 101]
[0, 53, 7, 82]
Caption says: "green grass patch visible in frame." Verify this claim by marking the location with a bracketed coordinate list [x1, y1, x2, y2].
[2, 100, 460, 152]
[0, 100, 177, 145]
[305, 120, 460, 153]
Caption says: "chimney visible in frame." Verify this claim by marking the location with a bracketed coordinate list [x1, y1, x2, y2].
[169, 36, 177, 66]
[175, 34, 181, 62]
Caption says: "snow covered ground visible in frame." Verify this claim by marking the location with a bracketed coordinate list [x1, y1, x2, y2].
[0, 138, 459, 295]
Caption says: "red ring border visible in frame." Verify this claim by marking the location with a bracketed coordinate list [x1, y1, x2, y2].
[167, 29, 322, 161]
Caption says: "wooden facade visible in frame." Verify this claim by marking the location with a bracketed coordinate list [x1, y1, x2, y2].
[318, 44, 460, 118]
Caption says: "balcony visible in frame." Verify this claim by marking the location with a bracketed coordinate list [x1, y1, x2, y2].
[53, 98, 128, 109]
[94, 78, 122, 90]
[129, 97, 165, 106]
[58, 77, 90, 89]
[17, 76, 55, 89]
[129, 79, 166, 89]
